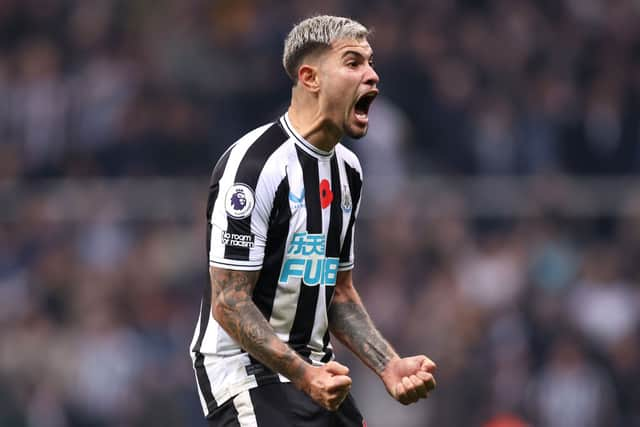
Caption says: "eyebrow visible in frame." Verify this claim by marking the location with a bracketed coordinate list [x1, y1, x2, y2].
[341, 50, 374, 61]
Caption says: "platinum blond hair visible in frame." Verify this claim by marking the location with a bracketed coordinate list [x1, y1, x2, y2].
[283, 15, 370, 83]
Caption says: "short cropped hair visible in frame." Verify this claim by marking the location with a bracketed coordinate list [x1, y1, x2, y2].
[283, 15, 370, 84]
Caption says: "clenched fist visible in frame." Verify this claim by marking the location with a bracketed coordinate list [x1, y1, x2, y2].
[297, 361, 353, 411]
[380, 355, 436, 405]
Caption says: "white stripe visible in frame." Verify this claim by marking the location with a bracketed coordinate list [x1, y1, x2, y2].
[209, 259, 263, 270]
[338, 262, 354, 271]
[308, 286, 328, 353]
[232, 390, 259, 426]
[278, 373, 292, 383]
[199, 310, 219, 353]
[204, 353, 259, 404]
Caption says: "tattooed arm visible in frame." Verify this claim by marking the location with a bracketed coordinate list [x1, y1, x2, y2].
[328, 269, 398, 374]
[329, 270, 437, 405]
[210, 266, 352, 411]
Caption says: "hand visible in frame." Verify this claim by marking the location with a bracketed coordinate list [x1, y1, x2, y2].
[296, 361, 353, 411]
[380, 355, 436, 405]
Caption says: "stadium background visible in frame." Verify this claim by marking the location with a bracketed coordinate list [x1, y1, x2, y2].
[1, 0, 640, 426]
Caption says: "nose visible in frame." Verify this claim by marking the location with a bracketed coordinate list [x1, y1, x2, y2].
[365, 64, 379, 87]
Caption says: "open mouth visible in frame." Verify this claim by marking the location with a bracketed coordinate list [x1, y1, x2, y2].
[354, 91, 378, 122]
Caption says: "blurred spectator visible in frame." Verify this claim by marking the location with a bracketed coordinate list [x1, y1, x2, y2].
[568, 245, 639, 349]
[12, 38, 68, 176]
[527, 335, 618, 427]
[608, 334, 640, 426]
[454, 230, 527, 311]
[470, 93, 519, 175]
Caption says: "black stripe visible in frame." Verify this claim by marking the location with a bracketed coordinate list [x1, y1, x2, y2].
[253, 176, 291, 320]
[288, 147, 322, 357]
[297, 148, 322, 234]
[326, 156, 343, 258]
[321, 156, 343, 359]
[224, 123, 288, 261]
[195, 353, 218, 414]
[245, 354, 282, 387]
[229, 403, 241, 427]
[248, 176, 292, 386]
[320, 346, 334, 363]
[206, 396, 241, 426]
[194, 148, 233, 411]
[248, 384, 290, 426]
[339, 161, 363, 263]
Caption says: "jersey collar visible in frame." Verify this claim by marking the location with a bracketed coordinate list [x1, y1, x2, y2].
[280, 112, 335, 159]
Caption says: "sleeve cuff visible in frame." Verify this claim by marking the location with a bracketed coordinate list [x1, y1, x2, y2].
[338, 261, 354, 271]
[210, 258, 263, 271]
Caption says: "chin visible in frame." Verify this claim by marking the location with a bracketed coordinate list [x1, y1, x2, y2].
[345, 124, 369, 139]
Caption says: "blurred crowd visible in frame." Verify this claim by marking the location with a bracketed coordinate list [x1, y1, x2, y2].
[2, 180, 640, 427]
[1, 0, 640, 179]
[2, 0, 640, 426]
[351, 198, 640, 427]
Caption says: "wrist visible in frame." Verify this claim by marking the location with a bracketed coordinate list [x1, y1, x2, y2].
[378, 355, 401, 379]
[289, 359, 314, 390]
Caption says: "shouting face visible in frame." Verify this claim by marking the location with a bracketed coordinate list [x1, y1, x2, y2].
[316, 38, 379, 139]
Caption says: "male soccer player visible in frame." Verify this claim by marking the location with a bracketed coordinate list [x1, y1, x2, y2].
[190, 15, 436, 426]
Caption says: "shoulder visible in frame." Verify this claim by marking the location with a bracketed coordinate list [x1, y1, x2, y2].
[224, 121, 291, 177]
[229, 121, 284, 156]
[335, 143, 363, 177]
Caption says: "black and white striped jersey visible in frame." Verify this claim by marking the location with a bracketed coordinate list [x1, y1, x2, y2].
[190, 112, 363, 416]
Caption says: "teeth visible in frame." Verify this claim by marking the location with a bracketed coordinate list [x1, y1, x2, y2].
[354, 93, 375, 122]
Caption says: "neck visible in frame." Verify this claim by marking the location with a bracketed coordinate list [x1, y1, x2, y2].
[287, 94, 341, 152]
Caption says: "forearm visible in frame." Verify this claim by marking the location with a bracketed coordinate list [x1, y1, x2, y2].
[328, 284, 399, 376]
[212, 268, 309, 385]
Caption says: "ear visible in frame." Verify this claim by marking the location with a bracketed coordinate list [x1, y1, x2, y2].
[298, 64, 320, 93]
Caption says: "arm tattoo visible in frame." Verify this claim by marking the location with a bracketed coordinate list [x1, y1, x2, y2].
[211, 268, 307, 384]
[329, 298, 398, 376]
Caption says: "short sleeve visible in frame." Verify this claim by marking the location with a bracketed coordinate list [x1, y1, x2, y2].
[207, 123, 287, 271]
